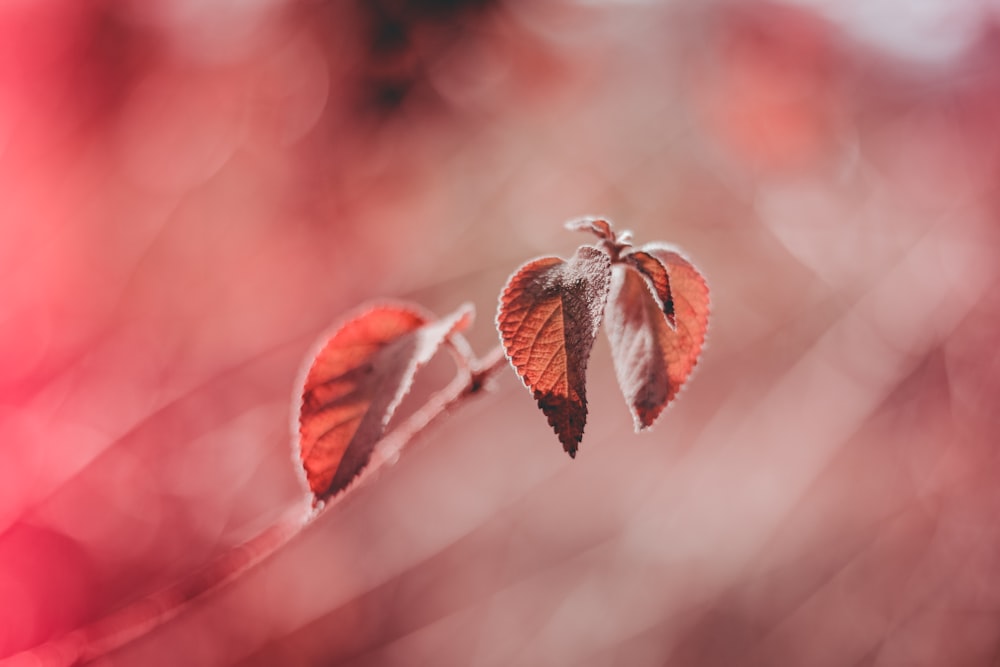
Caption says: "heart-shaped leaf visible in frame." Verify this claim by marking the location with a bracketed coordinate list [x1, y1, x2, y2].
[604, 245, 709, 430]
[497, 246, 612, 456]
[298, 302, 473, 502]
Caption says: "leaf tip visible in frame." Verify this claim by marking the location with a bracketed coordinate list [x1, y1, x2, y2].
[631, 402, 664, 432]
[451, 301, 476, 333]
[530, 387, 588, 456]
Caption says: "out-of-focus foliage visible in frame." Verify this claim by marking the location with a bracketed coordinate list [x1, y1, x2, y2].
[2, 0, 1000, 665]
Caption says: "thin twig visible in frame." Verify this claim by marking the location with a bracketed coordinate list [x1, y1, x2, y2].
[13, 345, 510, 667]
[76, 504, 308, 663]
[371, 345, 510, 467]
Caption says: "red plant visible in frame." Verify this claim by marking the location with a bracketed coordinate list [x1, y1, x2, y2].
[299, 217, 709, 504]
[498, 218, 710, 456]
[27, 218, 709, 660]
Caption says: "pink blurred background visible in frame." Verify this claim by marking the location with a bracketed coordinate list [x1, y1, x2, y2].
[2, 0, 1000, 664]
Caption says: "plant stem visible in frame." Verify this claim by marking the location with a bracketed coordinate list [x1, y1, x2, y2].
[25, 345, 510, 667]
[73, 504, 307, 663]
[369, 343, 509, 469]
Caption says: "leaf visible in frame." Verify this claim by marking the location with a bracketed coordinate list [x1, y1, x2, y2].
[565, 217, 615, 241]
[497, 246, 612, 456]
[604, 245, 709, 430]
[298, 302, 474, 502]
[624, 250, 674, 326]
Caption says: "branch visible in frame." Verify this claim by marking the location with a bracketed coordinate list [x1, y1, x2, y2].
[368, 343, 509, 471]
[18, 345, 510, 667]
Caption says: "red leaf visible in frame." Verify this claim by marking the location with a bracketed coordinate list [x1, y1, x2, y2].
[565, 217, 615, 242]
[298, 302, 473, 502]
[604, 245, 709, 430]
[624, 250, 674, 326]
[497, 246, 612, 456]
